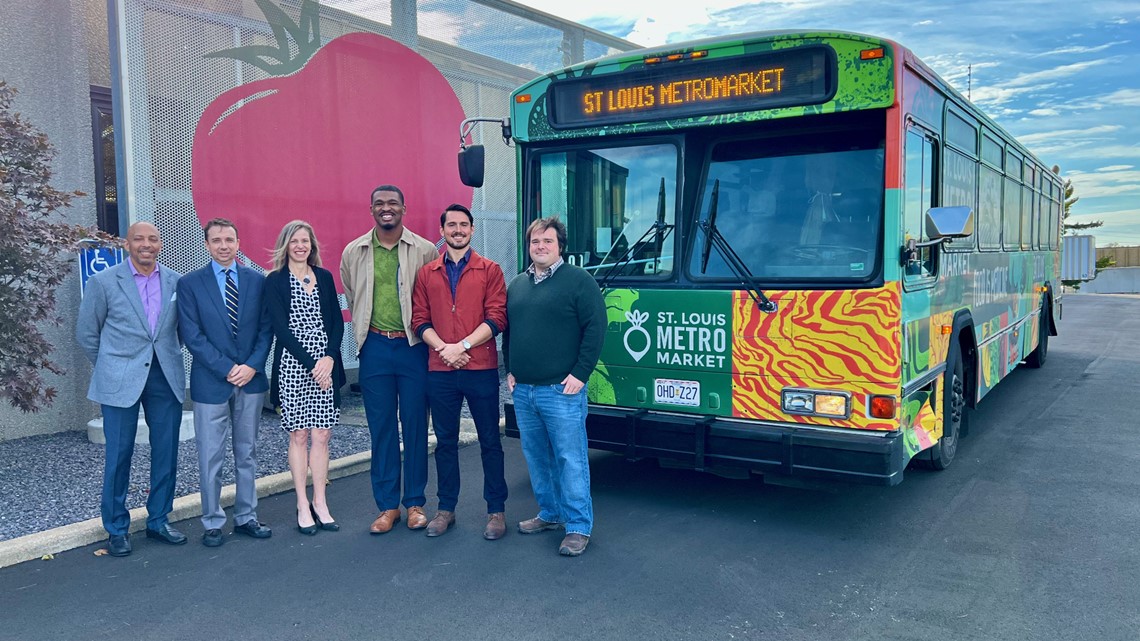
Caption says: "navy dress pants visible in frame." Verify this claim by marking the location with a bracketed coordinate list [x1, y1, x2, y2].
[359, 332, 429, 511]
[100, 354, 181, 536]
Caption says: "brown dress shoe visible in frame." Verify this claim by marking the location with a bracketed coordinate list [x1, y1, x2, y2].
[369, 509, 401, 534]
[426, 510, 455, 537]
[406, 506, 428, 530]
[483, 512, 506, 540]
[559, 533, 589, 556]
[518, 515, 562, 534]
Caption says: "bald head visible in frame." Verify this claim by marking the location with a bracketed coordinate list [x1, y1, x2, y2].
[125, 222, 163, 275]
[126, 221, 158, 236]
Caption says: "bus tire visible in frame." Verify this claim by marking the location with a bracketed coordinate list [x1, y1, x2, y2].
[928, 343, 968, 471]
[1025, 301, 1049, 369]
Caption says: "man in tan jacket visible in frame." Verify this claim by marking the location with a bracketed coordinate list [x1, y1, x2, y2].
[341, 184, 438, 534]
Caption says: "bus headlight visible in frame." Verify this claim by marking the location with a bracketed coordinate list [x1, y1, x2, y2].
[782, 388, 851, 419]
[782, 391, 814, 413]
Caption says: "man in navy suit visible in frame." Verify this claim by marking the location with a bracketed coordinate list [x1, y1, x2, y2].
[177, 218, 273, 547]
[77, 222, 187, 557]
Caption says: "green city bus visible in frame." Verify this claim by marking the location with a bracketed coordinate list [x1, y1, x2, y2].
[460, 30, 1062, 485]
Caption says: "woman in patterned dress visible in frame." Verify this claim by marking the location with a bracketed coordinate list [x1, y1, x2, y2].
[264, 221, 345, 534]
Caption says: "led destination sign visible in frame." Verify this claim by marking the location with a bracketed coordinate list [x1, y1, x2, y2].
[548, 46, 835, 128]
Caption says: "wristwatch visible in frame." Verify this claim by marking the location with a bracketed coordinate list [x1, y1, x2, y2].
[461, 339, 472, 350]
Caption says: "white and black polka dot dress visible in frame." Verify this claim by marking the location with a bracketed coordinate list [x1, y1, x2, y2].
[279, 274, 340, 432]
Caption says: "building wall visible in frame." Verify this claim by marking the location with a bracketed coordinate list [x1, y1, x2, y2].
[80, 0, 113, 87]
[1080, 267, 1140, 294]
[1097, 245, 1140, 268]
[0, 2, 100, 438]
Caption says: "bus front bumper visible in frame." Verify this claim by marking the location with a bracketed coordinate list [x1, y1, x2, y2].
[504, 403, 907, 487]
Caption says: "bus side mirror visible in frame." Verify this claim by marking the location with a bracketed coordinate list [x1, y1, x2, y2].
[925, 206, 974, 240]
[900, 207, 974, 270]
[458, 145, 485, 188]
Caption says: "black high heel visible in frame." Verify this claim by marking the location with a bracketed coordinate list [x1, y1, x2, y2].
[310, 504, 340, 532]
[297, 509, 317, 536]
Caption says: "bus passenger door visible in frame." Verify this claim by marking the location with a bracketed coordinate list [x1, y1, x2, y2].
[902, 126, 937, 283]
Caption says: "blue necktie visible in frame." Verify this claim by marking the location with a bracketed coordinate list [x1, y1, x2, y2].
[224, 269, 238, 337]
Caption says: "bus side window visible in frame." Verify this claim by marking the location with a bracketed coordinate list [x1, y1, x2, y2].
[904, 128, 936, 278]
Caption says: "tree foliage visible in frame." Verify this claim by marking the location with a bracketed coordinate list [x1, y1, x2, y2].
[1052, 165, 1102, 235]
[0, 81, 117, 412]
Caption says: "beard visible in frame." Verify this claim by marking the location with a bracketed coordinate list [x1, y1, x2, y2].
[445, 235, 470, 250]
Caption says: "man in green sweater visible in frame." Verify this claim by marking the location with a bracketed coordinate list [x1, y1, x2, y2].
[505, 216, 607, 556]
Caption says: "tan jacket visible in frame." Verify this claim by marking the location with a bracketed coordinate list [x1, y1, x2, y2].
[340, 227, 438, 351]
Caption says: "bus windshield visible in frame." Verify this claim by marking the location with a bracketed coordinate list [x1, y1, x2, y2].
[533, 142, 678, 279]
[691, 131, 885, 282]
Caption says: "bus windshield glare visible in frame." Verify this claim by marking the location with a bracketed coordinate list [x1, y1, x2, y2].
[533, 142, 678, 278]
[690, 131, 885, 281]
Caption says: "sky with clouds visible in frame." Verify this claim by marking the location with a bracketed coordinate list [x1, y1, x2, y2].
[508, 0, 1140, 246]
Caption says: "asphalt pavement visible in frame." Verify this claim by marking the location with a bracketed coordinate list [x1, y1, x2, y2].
[1, 294, 1137, 641]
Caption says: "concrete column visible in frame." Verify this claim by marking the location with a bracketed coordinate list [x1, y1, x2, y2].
[391, 0, 418, 49]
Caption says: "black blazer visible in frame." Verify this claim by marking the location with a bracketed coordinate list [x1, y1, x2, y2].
[263, 266, 346, 410]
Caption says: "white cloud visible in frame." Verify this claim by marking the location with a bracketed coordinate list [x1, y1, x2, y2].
[417, 9, 468, 46]
[1084, 209, 1140, 224]
[1067, 168, 1140, 198]
[1018, 125, 1124, 146]
[1074, 207, 1140, 245]
[970, 83, 1056, 107]
[986, 106, 1025, 119]
[1034, 41, 1128, 56]
[1029, 108, 1061, 117]
[1098, 89, 1140, 107]
[1064, 145, 1140, 160]
[1096, 165, 1134, 172]
[913, 19, 934, 26]
[501, 0, 790, 45]
[1005, 58, 1118, 87]
[922, 56, 999, 86]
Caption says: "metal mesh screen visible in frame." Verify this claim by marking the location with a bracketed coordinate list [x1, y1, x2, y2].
[584, 38, 623, 63]
[115, 0, 634, 367]
[421, 0, 564, 72]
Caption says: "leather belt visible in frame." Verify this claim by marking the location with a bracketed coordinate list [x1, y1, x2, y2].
[369, 327, 407, 339]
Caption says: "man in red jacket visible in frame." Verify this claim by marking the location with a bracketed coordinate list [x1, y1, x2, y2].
[411, 204, 509, 540]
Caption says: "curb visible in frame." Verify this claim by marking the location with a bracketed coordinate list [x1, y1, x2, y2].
[0, 422, 484, 569]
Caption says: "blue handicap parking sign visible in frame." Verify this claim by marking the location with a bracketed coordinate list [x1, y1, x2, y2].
[79, 247, 125, 295]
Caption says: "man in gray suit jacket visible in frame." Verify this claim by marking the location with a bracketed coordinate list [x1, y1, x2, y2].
[77, 222, 187, 557]
[177, 218, 273, 547]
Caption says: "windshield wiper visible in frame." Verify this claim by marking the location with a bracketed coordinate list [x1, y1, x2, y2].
[698, 179, 778, 313]
[596, 177, 673, 291]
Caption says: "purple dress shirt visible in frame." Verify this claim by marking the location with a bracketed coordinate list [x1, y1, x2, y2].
[128, 259, 162, 336]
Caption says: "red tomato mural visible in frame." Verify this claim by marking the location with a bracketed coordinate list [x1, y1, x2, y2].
[192, 30, 471, 291]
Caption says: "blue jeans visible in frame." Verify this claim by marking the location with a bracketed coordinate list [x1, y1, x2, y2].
[428, 369, 507, 513]
[100, 355, 181, 536]
[512, 383, 593, 536]
[359, 333, 429, 511]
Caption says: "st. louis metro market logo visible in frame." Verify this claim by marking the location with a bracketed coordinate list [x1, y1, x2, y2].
[621, 307, 730, 368]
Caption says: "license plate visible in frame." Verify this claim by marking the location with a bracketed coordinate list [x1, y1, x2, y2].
[654, 378, 700, 407]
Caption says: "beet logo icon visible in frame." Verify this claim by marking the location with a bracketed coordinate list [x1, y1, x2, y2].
[192, 0, 471, 292]
[623, 309, 651, 362]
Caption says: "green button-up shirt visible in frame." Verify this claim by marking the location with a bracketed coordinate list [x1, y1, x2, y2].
[370, 234, 403, 332]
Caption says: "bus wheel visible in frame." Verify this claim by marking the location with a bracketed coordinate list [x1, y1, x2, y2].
[929, 344, 967, 470]
[1025, 302, 1049, 368]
